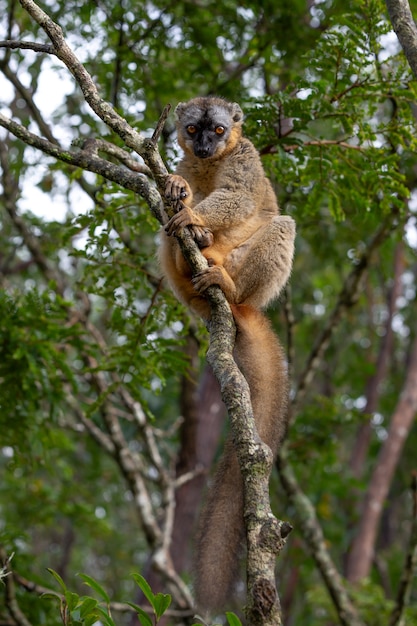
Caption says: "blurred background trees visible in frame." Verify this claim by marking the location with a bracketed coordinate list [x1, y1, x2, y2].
[0, 0, 416, 624]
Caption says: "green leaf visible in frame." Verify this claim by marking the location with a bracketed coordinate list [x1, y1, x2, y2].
[153, 592, 171, 619]
[83, 616, 100, 626]
[225, 612, 243, 626]
[126, 601, 144, 613]
[41, 591, 63, 602]
[132, 573, 155, 609]
[46, 568, 67, 593]
[78, 596, 99, 618]
[65, 591, 80, 612]
[96, 606, 117, 626]
[135, 607, 153, 626]
[78, 573, 110, 603]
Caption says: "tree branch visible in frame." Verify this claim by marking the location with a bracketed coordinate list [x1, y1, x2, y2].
[0, 39, 55, 54]
[0, 114, 164, 223]
[78, 138, 153, 177]
[346, 330, 417, 582]
[385, 0, 417, 79]
[292, 211, 398, 413]
[0, 138, 191, 609]
[18, 0, 168, 184]
[277, 448, 366, 626]
[0, 59, 57, 143]
[5, 1, 292, 619]
[0, 549, 34, 626]
[276, 212, 399, 626]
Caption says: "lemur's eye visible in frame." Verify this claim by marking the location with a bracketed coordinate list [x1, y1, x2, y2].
[186, 125, 197, 134]
[215, 126, 225, 135]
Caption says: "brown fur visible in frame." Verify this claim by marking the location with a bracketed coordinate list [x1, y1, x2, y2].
[194, 305, 289, 611]
[160, 96, 296, 612]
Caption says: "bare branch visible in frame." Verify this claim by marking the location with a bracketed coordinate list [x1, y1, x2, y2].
[277, 450, 366, 626]
[79, 138, 153, 177]
[0, 61, 57, 143]
[0, 113, 164, 223]
[0, 139, 64, 290]
[0, 39, 55, 53]
[0, 134, 190, 607]
[64, 392, 116, 456]
[151, 103, 172, 144]
[18, 0, 168, 183]
[0, 548, 34, 626]
[349, 241, 405, 478]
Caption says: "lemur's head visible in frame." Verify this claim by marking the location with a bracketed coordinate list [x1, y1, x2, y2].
[175, 97, 244, 160]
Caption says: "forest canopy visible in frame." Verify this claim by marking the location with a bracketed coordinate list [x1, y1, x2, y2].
[0, 0, 417, 625]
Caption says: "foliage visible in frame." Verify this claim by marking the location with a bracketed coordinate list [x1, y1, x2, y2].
[1, 0, 417, 624]
[44, 569, 172, 626]
[43, 570, 242, 626]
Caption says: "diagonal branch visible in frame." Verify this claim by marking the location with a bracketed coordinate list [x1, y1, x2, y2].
[0, 114, 164, 223]
[276, 212, 400, 626]
[293, 211, 398, 413]
[349, 240, 405, 478]
[18, 0, 168, 183]
[277, 448, 366, 626]
[0, 59, 57, 143]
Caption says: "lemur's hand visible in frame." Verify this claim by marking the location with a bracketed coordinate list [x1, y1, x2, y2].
[165, 175, 212, 246]
[191, 226, 214, 249]
[165, 174, 193, 212]
[165, 205, 205, 236]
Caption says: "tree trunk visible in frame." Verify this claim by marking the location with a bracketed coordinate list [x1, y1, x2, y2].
[349, 243, 404, 478]
[385, 0, 417, 79]
[171, 357, 225, 574]
[346, 330, 417, 582]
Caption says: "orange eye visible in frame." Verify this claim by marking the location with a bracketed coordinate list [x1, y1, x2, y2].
[187, 125, 197, 134]
[215, 126, 225, 135]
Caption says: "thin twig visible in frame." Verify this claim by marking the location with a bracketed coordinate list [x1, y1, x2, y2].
[0, 549, 34, 626]
[151, 103, 172, 144]
[79, 137, 153, 176]
[0, 39, 55, 53]
[283, 139, 363, 152]
[0, 113, 164, 223]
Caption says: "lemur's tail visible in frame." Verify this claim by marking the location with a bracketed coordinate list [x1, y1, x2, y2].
[194, 304, 289, 612]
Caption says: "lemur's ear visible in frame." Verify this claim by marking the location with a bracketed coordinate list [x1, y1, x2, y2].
[174, 102, 186, 119]
[231, 103, 244, 123]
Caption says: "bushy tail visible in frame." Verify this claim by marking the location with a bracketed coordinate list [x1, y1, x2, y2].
[194, 305, 289, 613]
